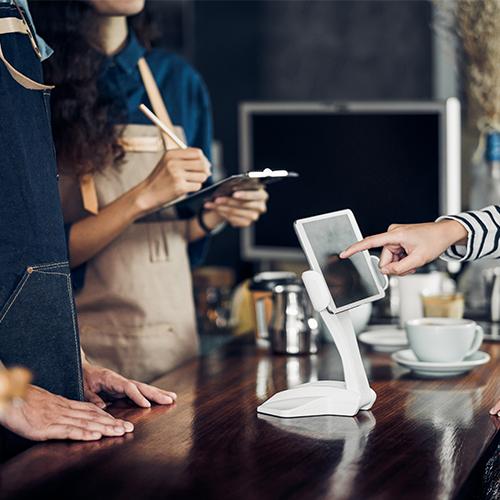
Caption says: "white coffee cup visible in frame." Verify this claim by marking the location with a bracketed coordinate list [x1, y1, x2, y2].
[405, 318, 483, 363]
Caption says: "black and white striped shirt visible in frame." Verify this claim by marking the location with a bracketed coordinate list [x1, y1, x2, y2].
[438, 205, 500, 262]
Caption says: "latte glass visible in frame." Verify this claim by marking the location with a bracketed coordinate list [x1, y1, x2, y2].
[421, 292, 464, 319]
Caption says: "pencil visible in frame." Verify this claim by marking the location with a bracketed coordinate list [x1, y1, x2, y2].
[139, 103, 188, 150]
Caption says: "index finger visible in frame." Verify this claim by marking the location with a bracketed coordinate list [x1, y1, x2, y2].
[339, 232, 396, 259]
[167, 148, 203, 160]
[167, 149, 212, 172]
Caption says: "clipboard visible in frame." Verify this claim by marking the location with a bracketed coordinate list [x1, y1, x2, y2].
[137, 169, 299, 222]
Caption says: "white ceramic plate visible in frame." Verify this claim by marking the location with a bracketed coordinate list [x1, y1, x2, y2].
[391, 349, 491, 378]
[358, 328, 408, 353]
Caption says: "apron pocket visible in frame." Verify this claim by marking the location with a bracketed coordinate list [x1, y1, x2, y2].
[0, 262, 83, 400]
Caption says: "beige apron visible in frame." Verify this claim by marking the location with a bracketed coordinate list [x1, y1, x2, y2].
[59, 58, 199, 383]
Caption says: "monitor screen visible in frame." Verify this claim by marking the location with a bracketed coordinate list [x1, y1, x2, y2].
[244, 109, 442, 257]
[299, 213, 380, 308]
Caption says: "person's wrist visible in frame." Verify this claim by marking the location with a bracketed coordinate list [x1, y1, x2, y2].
[81, 357, 92, 370]
[198, 209, 226, 235]
[438, 219, 468, 247]
[130, 181, 160, 219]
[0, 385, 31, 426]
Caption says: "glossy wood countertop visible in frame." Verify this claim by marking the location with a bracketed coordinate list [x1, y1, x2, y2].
[0, 337, 498, 500]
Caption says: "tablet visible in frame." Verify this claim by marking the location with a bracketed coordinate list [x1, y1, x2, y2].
[137, 169, 299, 222]
[294, 209, 385, 313]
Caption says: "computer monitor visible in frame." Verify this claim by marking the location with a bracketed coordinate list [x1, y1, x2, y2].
[239, 100, 461, 261]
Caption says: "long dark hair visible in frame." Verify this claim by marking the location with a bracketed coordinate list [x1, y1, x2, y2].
[30, 1, 155, 176]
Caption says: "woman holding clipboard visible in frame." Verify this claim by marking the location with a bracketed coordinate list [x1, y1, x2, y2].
[32, 0, 268, 382]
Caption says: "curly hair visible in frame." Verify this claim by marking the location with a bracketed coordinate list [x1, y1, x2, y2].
[30, 1, 154, 176]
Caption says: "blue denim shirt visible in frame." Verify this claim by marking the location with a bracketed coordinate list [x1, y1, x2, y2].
[0, 0, 53, 60]
[98, 31, 213, 267]
[99, 32, 212, 164]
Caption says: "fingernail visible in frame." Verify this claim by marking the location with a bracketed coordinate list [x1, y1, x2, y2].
[97, 402, 106, 409]
[124, 422, 134, 432]
[490, 408, 495, 414]
[91, 432, 101, 439]
[339, 251, 346, 258]
[114, 426, 125, 433]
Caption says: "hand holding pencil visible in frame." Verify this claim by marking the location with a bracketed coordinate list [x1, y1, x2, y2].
[134, 103, 211, 214]
[140, 103, 211, 169]
[138, 102, 268, 228]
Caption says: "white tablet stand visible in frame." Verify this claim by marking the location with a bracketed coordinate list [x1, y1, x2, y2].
[257, 257, 388, 418]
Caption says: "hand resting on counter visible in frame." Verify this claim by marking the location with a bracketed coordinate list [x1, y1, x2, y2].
[82, 360, 177, 410]
[0, 360, 176, 442]
[0, 385, 134, 442]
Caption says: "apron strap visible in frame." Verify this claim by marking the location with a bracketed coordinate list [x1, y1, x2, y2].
[138, 57, 179, 151]
[79, 173, 99, 215]
[0, 16, 27, 35]
[0, 17, 53, 91]
[80, 56, 180, 214]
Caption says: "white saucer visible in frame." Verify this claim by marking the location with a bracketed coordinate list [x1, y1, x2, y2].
[358, 328, 408, 353]
[391, 349, 491, 378]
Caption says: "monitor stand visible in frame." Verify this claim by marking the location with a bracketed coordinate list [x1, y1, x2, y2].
[257, 270, 377, 418]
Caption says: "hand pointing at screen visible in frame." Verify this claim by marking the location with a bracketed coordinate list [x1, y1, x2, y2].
[339, 220, 468, 276]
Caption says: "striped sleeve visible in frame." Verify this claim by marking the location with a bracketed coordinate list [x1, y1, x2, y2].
[437, 205, 500, 262]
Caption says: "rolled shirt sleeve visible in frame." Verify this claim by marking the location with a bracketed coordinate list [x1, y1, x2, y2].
[437, 205, 500, 262]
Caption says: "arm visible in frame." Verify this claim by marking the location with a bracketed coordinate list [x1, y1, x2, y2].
[341, 206, 500, 276]
[69, 148, 210, 268]
[437, 205, 500, 261]
[340, 219, 468, 276]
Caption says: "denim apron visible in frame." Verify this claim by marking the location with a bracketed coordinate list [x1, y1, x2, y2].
[0, 4, 83, 400]
[59, 58, 199, 383]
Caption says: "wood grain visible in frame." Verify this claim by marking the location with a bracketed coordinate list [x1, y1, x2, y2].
[0, 338, 498, 500]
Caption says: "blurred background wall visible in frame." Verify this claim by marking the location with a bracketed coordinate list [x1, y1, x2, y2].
[145, 0, 454, 278]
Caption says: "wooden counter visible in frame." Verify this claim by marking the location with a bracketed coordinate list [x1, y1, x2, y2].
[0, 337, 498, 500]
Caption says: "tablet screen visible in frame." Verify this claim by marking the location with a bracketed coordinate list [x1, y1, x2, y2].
[301, 214, 380, 308]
